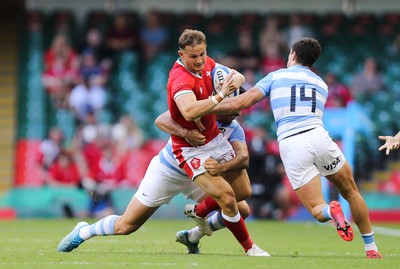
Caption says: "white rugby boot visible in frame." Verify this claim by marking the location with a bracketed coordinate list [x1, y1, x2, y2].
[184, 204, 212, 236]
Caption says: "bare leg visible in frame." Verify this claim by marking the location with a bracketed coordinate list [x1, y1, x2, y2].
[194, 172, 238, 216]
[114, 196, 159, 235]
[326, 162, 373, 234]
[294, 175, 328, 222]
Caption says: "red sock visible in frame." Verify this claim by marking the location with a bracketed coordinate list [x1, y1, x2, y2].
[195, 197, 220, 217]
[222, 214, 254, 252]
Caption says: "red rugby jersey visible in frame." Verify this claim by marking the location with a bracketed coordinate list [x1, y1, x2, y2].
[167, 56, 219, 148]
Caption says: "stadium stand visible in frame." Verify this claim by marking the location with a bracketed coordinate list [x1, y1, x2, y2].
[2, 8, 400, 219]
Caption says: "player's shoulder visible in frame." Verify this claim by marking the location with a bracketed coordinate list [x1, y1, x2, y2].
[228, 119, 241, 129]
[272, 67, 291, 75]
[170, 61, 194, 81]
[227, 120, 245, 134]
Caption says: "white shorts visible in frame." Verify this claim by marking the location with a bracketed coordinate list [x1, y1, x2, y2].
[134, 155, 205, 207]
[175, 133, 235, 180]
[279, 127, 346, 190]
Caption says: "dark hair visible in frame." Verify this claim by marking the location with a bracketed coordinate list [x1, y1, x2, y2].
[178, 29, 207, 50]
[238, 86, 246, 94]
[291, 37, 321, 67]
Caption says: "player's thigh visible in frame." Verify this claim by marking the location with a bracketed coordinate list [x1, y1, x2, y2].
[136, 156, 188, 207]
[294, 175, 326, 212]
[279, 136, 319, 189]
[223, 169, 251, 201]
[325, 161, 359, 196]
[182, 181, 207, 203]
[194, 172, 234, 199]
[312, 128, 346, 177]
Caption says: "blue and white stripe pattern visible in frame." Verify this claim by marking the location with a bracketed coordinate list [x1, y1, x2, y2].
[255, 65, 328, 142]
[158, 141, 187, 176]
[217, 120, 245, 144]
[87, 215, 118, 238]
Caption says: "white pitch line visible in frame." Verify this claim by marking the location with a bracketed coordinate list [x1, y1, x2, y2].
[372, 225, 400, 237]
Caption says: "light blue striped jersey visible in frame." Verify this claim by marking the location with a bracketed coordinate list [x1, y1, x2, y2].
[159, 120, 245, 175]
[255, 65, 328, 142]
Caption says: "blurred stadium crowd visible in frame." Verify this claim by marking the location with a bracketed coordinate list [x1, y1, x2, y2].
[15, 8, 400, 218]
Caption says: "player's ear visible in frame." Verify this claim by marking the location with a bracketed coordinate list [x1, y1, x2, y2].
[291, 50, 297, 61]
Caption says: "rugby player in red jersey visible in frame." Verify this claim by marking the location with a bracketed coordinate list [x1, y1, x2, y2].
[166, 29, 268, 256]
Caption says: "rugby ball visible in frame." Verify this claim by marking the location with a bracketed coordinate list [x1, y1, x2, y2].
[211, 64, 240, 98]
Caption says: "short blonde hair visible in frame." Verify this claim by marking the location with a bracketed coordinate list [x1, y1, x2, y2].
[178, 29, 207, 50]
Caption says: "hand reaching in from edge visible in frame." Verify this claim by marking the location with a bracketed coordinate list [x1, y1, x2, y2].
[378, 134, 400, 155]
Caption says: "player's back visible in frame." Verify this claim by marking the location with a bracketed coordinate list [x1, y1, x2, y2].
[265, 66, 328, 141]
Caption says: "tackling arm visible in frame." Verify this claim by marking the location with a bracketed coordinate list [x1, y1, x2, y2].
[204, 140, 249, 176]
[211, 86, 265, 114]
[154, 111, 206, 147]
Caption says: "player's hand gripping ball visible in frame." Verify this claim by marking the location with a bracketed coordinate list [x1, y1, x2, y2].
[211, 64, 240, 98]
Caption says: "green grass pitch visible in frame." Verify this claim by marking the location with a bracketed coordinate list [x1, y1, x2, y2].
[0, 219, 399, 269]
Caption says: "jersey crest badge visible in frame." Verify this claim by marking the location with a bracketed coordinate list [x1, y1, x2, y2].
[190, 158, 201, 170]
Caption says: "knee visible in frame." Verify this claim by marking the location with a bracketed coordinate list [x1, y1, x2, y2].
[237, 185, 252, 201]
[218, 189, 237, 208]
[238, 203, 251, 219]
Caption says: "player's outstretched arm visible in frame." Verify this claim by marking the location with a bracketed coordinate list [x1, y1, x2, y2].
[155, 111, 206, 147]
[378, 131, 400, 155]
[211, 86, 265, 115]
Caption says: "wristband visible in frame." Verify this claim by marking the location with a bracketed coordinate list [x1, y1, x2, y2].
[211, 95, 219, 105]
[218, 91, 225, 99]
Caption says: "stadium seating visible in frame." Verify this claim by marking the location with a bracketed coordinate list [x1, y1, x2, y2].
[11, 11, 400, 217]
[18, 11, 47, 140]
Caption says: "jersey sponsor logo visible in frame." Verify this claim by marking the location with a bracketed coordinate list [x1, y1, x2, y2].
[199, 87, 203, 94]
[190, 158, 201, 170]
[323, 157, 341, 170]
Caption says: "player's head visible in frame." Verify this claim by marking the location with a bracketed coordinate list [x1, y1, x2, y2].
[216, 112, 240, 125]
[178, 29, 207, 74]
[287, 37, 321, 68]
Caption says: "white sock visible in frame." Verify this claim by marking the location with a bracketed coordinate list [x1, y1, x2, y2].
[188, 226, 203, 243]
[79, 215, 119, 240]
[364, 242, 378, 251]
[361, 232, 378, 251]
